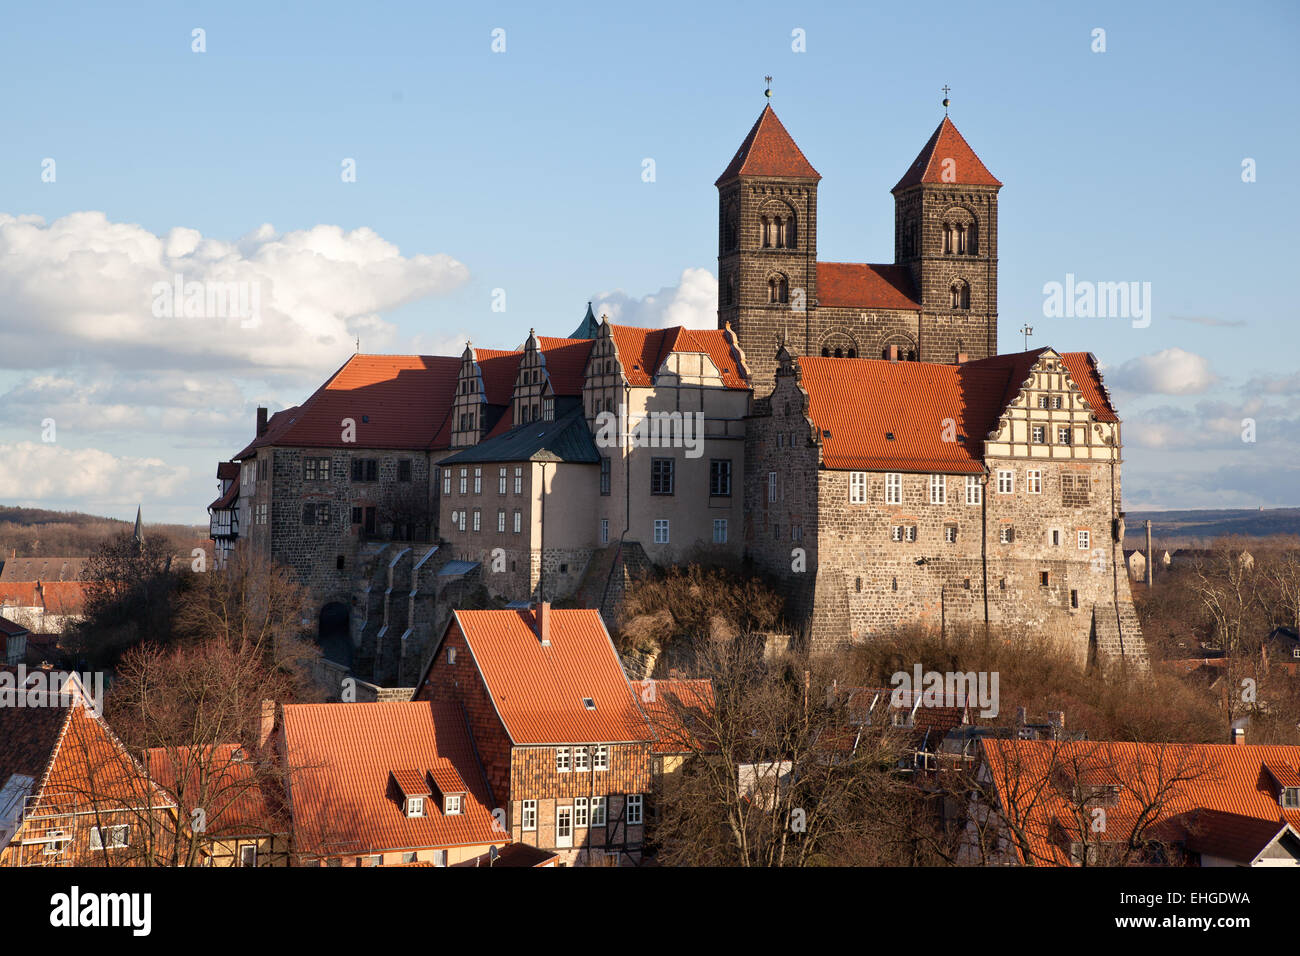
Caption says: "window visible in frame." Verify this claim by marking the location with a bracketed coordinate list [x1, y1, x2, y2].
[1071, 589, 1080, 609]
[593, 745, 608, 771]
[1037, 395, 1049, 409]
[361, 855, 382, 867]
[891, 525, 903, 542]
[401, 852, 418, 864]
[472, 509, 481, 532]
[929, 474, 946, 504]
[513, 510, 522, 534]
[398, 459, 412, 482]
[473, 467, 482, 494]
[557, 747, 570, 773]
[768, 472, 778, 502]
[256, 503, 268, 525]
[574, 797, 589, 828]
[445, 794, 462, 815]
[966, 475, 982, 505]
[1052, 396, 1063, 409]
[713, 518, 728, 544]
[459, 468, 467, 494]
[1281, 788, 1300, 809]
[1032, 425, 1046, 444]
[1026, 470, 1042, 494]
[304, 457, 330, 481]
[709, 459, 732, 497]
[1058, 427, 1072, 445]
[407, 796, 425, 818]
[556, 806, 573, 847]
[514, 466, 523, 494]
[600, 518, 609, 544]
[239, 844, 257, 868]
[257, 457, 268, 481]
[1000, 526, 1014, 544]
[350, 458, 378, 482]
[522, 800, 537, 831]
[600, 457, 611, 495]
[543, 398, 554, 421]
[767, 274, 789, 304]
[443, 472, 451, 496]
[497, 510, 506, 533]
[499, 467, 507, 494]
[1052, 529, 1062, 546]
[885, 473, 902, 505]
[949, 279, 970, 310]
[904, 525, 917, 542]
[650, 458, 675, 495]
[591, 796, 607, 827]
[997, 470, 1014, 494]
[1040, 571, 1051, 587]
[626, 794, 643, 826]
[574, 746, 589, 772]
[944, 525, 958, 543]
[654, 519, 670, 544]
[90, 825, 130, 850]
[850, 472, 867, 504]
[1078, 530, 1090, 550]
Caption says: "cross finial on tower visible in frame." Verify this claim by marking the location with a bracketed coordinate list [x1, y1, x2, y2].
[764, 75, 773, 99]
[941, 85, 951, 114]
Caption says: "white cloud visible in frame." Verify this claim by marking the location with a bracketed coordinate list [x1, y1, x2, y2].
[0, 441, 190, 505]
[0, 212, 470, 378]
[1109, 347, 1217, 395]
[590, 267, 717, 330]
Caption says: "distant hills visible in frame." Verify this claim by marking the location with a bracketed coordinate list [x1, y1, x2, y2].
[1124, 508, 1300, 548]
[0, 505, 207, 558]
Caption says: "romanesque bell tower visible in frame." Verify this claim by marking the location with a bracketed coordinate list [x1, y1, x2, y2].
[716, 104, 821, 388]
[892, 116, 1002, 361]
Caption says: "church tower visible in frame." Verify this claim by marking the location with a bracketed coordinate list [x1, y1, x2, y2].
[716, 105, 821, 388]
[892, 116, 1001, 361]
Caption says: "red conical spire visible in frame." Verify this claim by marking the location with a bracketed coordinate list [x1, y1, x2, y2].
[892, 116, 1000, 192]
[716, 105, 820, 185]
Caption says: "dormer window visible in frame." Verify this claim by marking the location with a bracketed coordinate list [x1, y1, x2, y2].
[407, 796, 425, 817]
[583, 698, 595, 710]
[445, 794, 462, 815]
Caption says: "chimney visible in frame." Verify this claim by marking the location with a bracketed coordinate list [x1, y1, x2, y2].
[256, 406, 268, 437]
[537, 601, 551, 647]
[1232, 725, 1246, 746]
[887, 345, 899, 363]
[956, 352, 969, 364]
[259, 699, 276, 750]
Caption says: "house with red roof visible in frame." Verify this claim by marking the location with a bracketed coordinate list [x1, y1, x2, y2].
[278, 699, 510, 867]
[716, 105, 1001, 388]
[415, 604, 654, 866]
[971, 738, 1300, 866]
[746, 344, 1147, 665]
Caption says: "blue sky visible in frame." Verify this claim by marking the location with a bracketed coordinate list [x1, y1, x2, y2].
[0, 0, 1296, 523]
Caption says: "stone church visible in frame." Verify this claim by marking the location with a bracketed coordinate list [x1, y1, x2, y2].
[717, 105, 1000, 389]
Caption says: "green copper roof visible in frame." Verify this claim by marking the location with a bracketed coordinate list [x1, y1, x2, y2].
[569, 302, 600, 339]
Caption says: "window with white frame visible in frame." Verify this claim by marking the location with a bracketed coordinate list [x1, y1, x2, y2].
[944, 525, 958, 543]
[965, 475, 982, 505]
[89, 825, 130, 850]
[1058, 426, 1072, 445]
[521, 800, 537, 830]
[433, 849, 448, 867]
[929, 474, 946, 504]
[443, 472, 451, 496]
[593, 745, 608, 770]
[497, 510, 506, 532]
[713, 518, 728, 544]
[904, 525, 917, 542]
[556, 746, 570, 772]
[406, 796, 425, 818]
[445, 794, 462, 815]
[574, 797, 589, 828]
[474, 467, 482, 494]
[1026, 470, 1042, 494]
[590, 796, 606, 826]
[849, 472, 867, 504]
[997, 470, 1014, 494]
[654, 519, 669, 544]
[600, 518, 609, 544]
[885, 473, 902, 505]
[573, 746, 589, 772]
[513, 509, 522, 534]
[768, 472, 778, 502]
[514, 466, 523, 494]
[499, 467, 507, 494]
[459, 468, 467, 494]
[891, 525, 903, 542]
[1078, 529, 1090, 550]
[1037, 395, 1049, 409]
[472, 509, 481, 532]
[1032, 425, 1046, 444]
[1000, 526, 1014, 544]
[1052, 396, 1063, 409]
[626, 794, 643, 826]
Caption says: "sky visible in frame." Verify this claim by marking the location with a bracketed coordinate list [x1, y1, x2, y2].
[0, 0, 1296, 524]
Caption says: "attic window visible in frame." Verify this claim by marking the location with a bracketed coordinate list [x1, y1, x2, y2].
[583, 698, 596, 710]
[362, 415, 370, 423]
[956, 435, 967, 443]
[1283, 787, 1300, 809]
[822, 429, 831, 438]
[407, 796, 425, 818]
[885, 432, 895, 441]
[445, 794, 462, 815]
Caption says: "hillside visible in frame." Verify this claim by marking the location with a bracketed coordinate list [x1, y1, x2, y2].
[1123, 507, 1300, 549]
[0, 505, 207, 558]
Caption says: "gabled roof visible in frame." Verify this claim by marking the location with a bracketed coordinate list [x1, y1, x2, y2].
[797, 357, 1008, 473]
[280, 700, 501, 855]
[816, 263, 920, 311]
[439, 407, 600, 466]
[0, 557, 87, 583]
[962, 349, 1119, 424]
[608, 325, 748, 390]
[1184, 810, 1300, 865]
[216, 462, 239, 481]
[447, 607, 654, 746]
[892, 116, 1001, 192]
[472, 348, 523, 407]
[536, 337, 596, 396]
[0, 615, 30, 638]
[631, 678, 716, 754]
[716, 105, 821, 185]
[208, 471, 239, 511]
[0, 582, 85, 618]
[143, 744, 288, 839]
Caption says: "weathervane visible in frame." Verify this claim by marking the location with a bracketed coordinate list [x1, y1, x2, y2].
[942, 85, 951, 114]
[765, 75, 773, 99]
[1020, 323, 1034, 350]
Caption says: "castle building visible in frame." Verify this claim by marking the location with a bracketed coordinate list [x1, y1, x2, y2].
[717, 105, 1000, 389]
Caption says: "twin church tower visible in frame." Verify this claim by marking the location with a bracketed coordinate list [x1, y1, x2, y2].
[716, 104, 1003, 387]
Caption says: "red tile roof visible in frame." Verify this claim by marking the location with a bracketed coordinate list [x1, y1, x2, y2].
[963, 349, 1119, 424]
[451, 608, 654, 746]
[216, 462, 239, 481]
[207, 471, 239, 511]
[0, 557, 87, 583]
[798, 357, 1008, 473]
[143, 744, 288, 839]
[0, 582, 86, 617]
[235, 353, 462, 456]
[280, 700, 502, 856]
[892, 116, 1001, 192]
[631, 679, 716, 754]
[716, 105, 820, 185]
[816, 263, 920, 311]
[473, 348, 523, 406]
[1184, 809, 1298, 865]
[536, 337, 596, 396]
[389, 768, 431, 798]
[609, 325, 748, 390]
[980, 740, 1300, 866]
[427, 758, 469, 797]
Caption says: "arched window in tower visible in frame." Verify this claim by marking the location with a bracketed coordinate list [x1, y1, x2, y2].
[724, 274, 735, 307]
[761, 217, 771, 248]
[943, 222, 954, 254]
[724, 206, 738, 251]
[767, 274, 789, 304]
[942, 208, 978, 256]
[786, 215, 797, 249]
[950, 279, 971, 310]
[775, 217, 787, 249]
